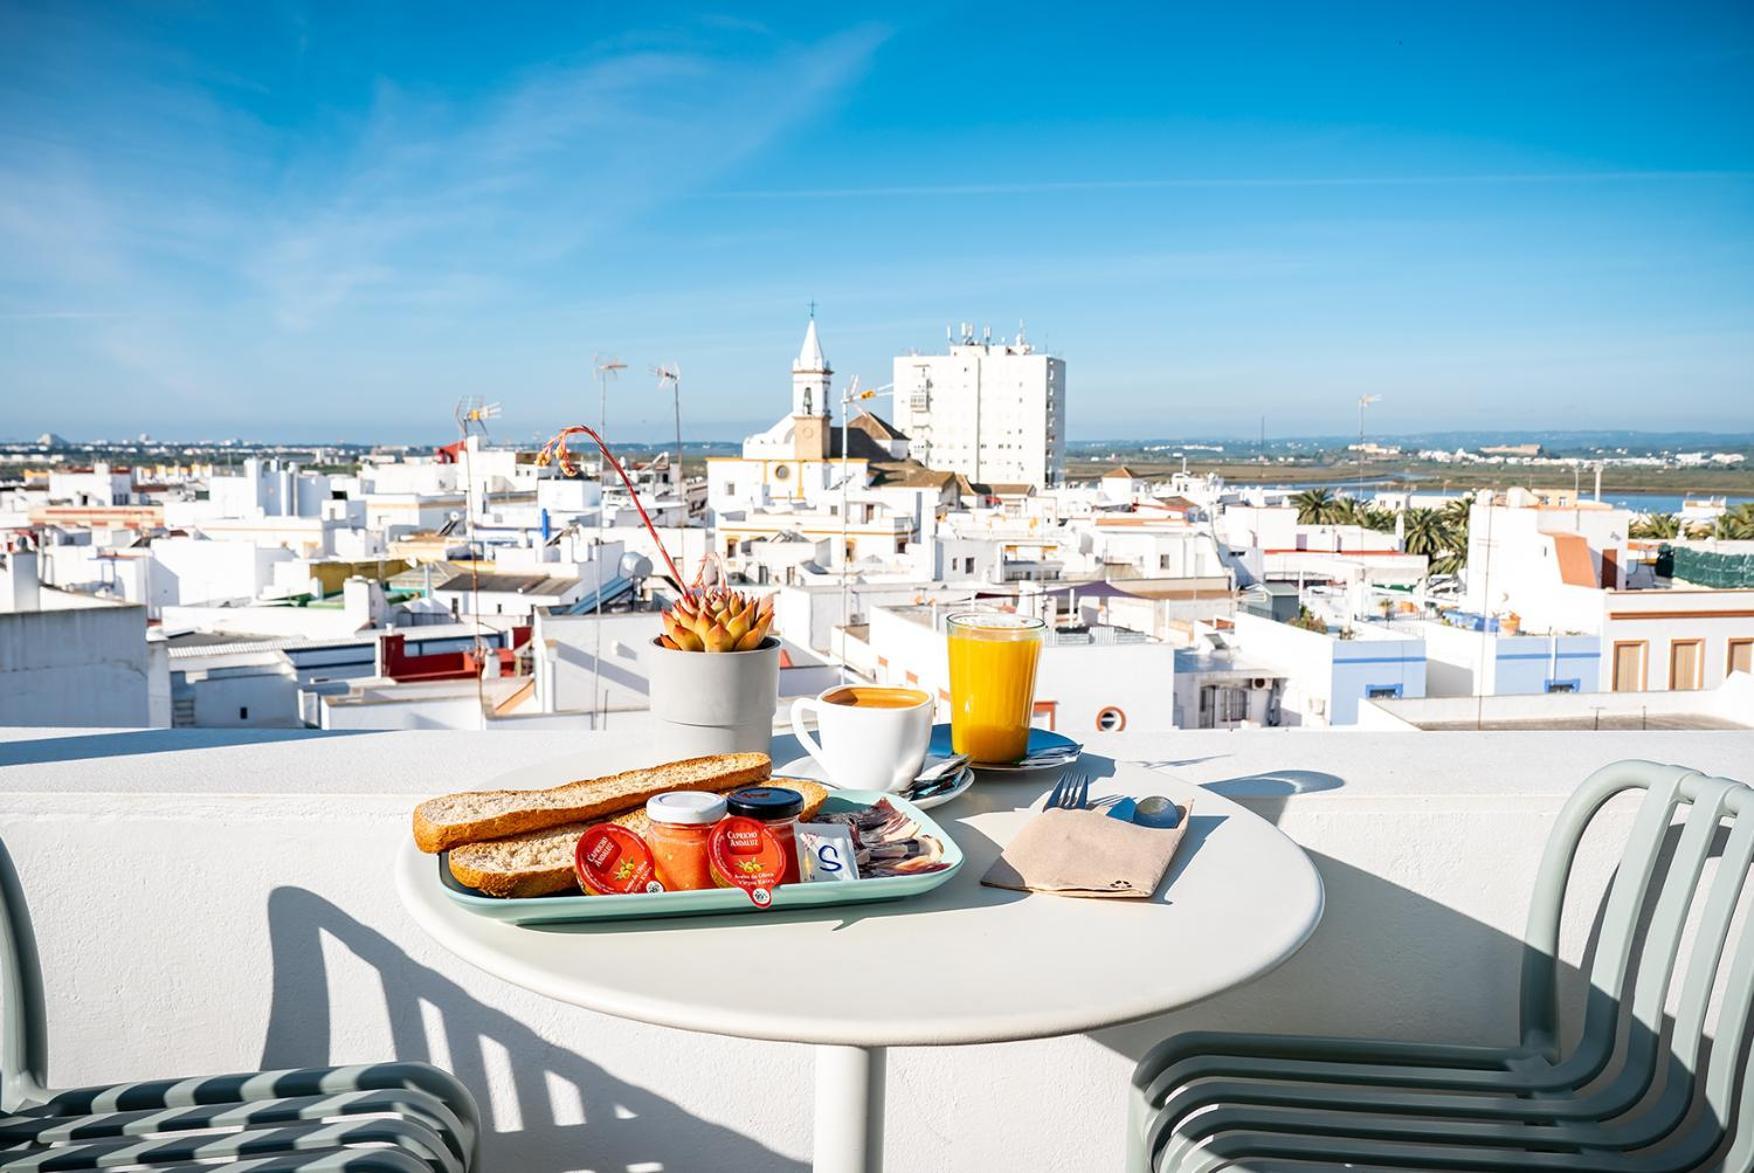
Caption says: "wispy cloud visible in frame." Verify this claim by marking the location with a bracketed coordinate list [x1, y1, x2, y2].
[0, 11, 888, 412]
[251, 24, 888, 328]
[702, 169, 1754, 200]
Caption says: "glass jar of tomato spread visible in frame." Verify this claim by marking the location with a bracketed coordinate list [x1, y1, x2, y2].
[726, 786, 805, 884]
[644, 791, 728, 891]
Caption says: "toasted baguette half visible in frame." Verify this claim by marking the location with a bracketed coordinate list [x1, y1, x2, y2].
[412, 752, 771, 854]
[447, 777, 831, 898]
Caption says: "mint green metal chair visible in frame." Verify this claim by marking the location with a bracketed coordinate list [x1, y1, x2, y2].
[1129, 759, 1754, 1171]
[0, 841, 480, 1172]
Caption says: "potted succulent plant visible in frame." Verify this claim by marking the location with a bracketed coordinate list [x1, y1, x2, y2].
[533, 423, 782, 754]
[648, 587, 780, 754]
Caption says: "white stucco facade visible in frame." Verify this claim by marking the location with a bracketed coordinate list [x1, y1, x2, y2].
[0, 603, 160, 727]
[865, 604, 1177, 735]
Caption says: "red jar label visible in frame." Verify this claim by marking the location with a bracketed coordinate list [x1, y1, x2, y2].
[707, 816, 787, 908]
[574, 825, 663, 895]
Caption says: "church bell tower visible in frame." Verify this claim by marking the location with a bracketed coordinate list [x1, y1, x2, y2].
[791, 316, 831, 460]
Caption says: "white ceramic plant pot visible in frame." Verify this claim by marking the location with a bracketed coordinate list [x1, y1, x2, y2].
[646, 636, 780, 757]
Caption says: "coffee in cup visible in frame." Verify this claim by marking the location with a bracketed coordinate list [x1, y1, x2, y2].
[790, 685, 934, 793]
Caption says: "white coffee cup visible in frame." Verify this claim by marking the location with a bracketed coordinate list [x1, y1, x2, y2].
[790, 685, 934, 793]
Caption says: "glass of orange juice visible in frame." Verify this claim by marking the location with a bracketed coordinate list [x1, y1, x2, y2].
[946, 611, 1046, 764]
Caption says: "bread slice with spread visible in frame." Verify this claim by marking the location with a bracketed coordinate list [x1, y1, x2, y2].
[411, 752, 771, 854]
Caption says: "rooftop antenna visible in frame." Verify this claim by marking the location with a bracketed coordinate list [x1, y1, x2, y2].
[587, 356, 627, 734]
[453, 397, 501, 730]
[452, 397, 501, 545]
[593, 354, 626, 506]
[453, 396, 500, 441]
[652, 363, 683, 520]
[1356, 394, 1381, 495]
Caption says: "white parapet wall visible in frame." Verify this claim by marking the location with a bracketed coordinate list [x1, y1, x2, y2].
[0, 605, 155, 727]
[1, 726, 1750, 1171]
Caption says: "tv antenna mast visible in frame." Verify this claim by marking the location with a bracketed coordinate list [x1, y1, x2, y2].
[451, 397, 501, 545]
[453, 396, 500, 440]
[1356, 393, 1381, 494]
[652, 363, 683, 510]
[593, 354, 626, 490]
[588, 356, 625, 733]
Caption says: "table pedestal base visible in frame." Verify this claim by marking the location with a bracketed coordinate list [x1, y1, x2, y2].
[813, 1043, 886, 1173]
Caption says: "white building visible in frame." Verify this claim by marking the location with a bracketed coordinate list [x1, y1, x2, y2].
[1227, 611, 1427, 726]
[1461, 489, 1754, 695]
[0, 549, 168, 727]
[895, 326, 1066, 488]
[862, 601, 1175, 736]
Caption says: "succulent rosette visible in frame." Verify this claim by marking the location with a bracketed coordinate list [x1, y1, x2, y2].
[659, 588, 775, 653]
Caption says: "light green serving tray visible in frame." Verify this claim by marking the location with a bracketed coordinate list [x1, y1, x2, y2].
[436, 790, 963, 926]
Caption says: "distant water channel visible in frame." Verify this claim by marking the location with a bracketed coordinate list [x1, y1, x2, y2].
[1248, 482, 1749, 515]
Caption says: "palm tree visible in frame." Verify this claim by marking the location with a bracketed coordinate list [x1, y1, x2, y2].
[1629, 512, 1681, 540]
[1712, 509, 1754, 541]
[1291, 488, 1335, 525]
[1328, 496, 1366, 528]
[1440, 494, 1474, 531]
[1402, 508, 1447, 556]
[1435, 493, 1473, 571]
[1429, 551, 1465, 578]
[1361, 506, 1397, 533]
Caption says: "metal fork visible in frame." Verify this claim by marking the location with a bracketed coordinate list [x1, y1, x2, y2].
[1045, 770, 1090, 811]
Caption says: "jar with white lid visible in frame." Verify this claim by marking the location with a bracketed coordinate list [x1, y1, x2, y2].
[644, 791, 729, 891]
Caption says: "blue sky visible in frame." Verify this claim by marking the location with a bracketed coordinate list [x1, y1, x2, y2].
[2, 2, 1751, 444]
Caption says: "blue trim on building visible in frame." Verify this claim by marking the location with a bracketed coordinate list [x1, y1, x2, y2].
[1496, 651, 1601, 662]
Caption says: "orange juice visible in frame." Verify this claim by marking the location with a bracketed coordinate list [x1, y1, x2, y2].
[946, 612, 1045, 763]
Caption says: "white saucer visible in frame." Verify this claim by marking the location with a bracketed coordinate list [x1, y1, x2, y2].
[775, 755, 976, 811]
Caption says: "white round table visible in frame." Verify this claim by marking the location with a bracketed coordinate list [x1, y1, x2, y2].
[396, 745, 1323, 1172]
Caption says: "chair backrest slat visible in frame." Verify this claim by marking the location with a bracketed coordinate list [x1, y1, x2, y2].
[1520, 760, 1694, 1053]
[1701, 821, 1754, 1171]
[1616, 778, 1739, 1085]
[0, 840, 48, 1112]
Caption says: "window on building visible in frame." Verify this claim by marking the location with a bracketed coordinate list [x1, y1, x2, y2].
[1364, 684, 1403, 700]
[239, 707, 249, 720]
[1095, 706, 1126, 732]
[1544, 679, 1580, 694]
[1669, 639, 1703, 691]
[1730, 639, 1754, 677]
[1612, 641, 1646, 691]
